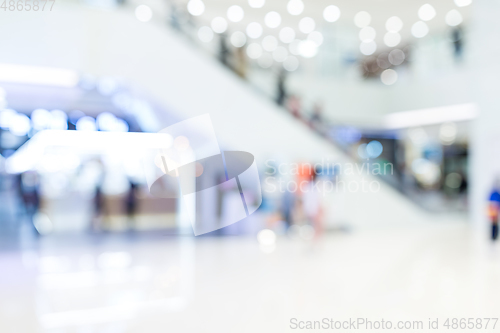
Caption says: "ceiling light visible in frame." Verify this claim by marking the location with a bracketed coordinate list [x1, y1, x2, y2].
[308, 31, 323, 46]
[454, 0, 472, 7]
[418, 4, 436, 21]
[381, 69, 398, 85]
[211, 17, 228, 34]
[283, 56, 299, 71]
[360, 41, 377, 55]
[198, 26, 214, 42]
[323, 5, 340, 22]
[227, 5, 244, 22]
[265, 11, 281, 28]
[262, 35, 278, 51]
[354, 11, 371, 28]
[298, 40, 318, 58]
[289, 40, 301, 55]
[258, 53, 273, 68]
[384, 32, 401, 47]
[377, 53, 391, 69]
[273, 46, 288, 62]
[359, 26, 376, 42]
[386, 16, 403, 32]
[248, 0, 265, 9]
[446, 9, 463, 26]
[135, 5, 152, 22]
[246, 43, 263, 59]
[246, 22, 263, 39]
[0, 64, 79, 87]
[388, 49, 405, 65]
[187, 0, 204, 16]
[279, 27, 296, 43]
[287, 0, 304, 16]
[411, 21, 429, 38]
[231, 31, 247, 47]
[299, 17, 315, 34]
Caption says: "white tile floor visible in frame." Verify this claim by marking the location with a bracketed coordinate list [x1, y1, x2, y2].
[1, 222, 500, 333]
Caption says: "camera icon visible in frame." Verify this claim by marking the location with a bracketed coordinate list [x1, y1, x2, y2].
[142, 114, 262, 235]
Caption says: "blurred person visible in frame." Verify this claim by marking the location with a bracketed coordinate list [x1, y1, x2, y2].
[309, 103, 324, 131]
[260, 176, 284, 231]
[289, 163, 314, 229]
[18, 171, 40, 235]
[125, 180, 139, 230]
[276, 70, 287, 106]
[169, 2, 181, 32]
[451, 26, 464, 60]
[234, 47, 247, 79]
[459, 171, 468, 194]
[219, 33, 230, 67]
[88, 159, 106, 231]
[92, 183, 104, 231]
[287, 95, 301, 119]
[302, 168, 324, 239]
[488, 179, 500, 240]
[296, 162, 313, 189]
[282, 189, 294, 229]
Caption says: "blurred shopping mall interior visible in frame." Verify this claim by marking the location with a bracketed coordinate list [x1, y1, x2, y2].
[1, 0, 500, 332]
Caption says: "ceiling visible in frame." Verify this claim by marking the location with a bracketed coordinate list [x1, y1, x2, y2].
[175, 0, 472, 54]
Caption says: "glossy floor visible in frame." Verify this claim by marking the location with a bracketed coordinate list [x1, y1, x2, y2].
[1, 222, 500, 333]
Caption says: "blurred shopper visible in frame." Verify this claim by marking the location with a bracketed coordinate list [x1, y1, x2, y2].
[169, 2, 181, 32]
[488, 180, 500, 240]
[458, 171, 468, 194]
[282, 189, 294, 228]
[219, 33, 230, 67]
[125, 180, 139, 230]
[234, 47, 247, 79]
[90, 159, 105, 231]
[92, 183, 104, 231]
[18, 171, 40, 235]
[310, 103, 324, 131]
[287, 95, 301, 118]
[276, 70, 287, 106]
[302, 169, 324, 239]
[451, 26, 464, 60]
